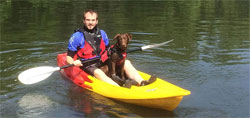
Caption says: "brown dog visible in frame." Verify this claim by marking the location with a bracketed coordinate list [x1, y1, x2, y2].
[100, 33, 132, 86]
[101, 33, 156, 87]
[109, 33, 132, 85]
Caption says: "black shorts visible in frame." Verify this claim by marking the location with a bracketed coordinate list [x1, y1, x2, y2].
[80, 63, 99, 76]
[80, 61, 107, 76]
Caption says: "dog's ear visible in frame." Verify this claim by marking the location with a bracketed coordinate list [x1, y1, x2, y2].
[113, 34, 121, 40]
[125, 33, 132, 41]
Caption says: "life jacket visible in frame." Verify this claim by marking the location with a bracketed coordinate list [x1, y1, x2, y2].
[74, 28, 108, 63]
[110, 44, 127, 65]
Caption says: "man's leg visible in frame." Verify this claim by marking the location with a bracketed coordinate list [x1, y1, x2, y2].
[124, 60, 144, 85]
[94, 68, 119, 86]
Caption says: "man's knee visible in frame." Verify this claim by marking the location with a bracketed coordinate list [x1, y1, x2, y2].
[125, 59, 132, 65]
[93, 68, 104, 77]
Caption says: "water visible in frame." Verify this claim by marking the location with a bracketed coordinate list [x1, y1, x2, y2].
[1, 0, 249, 117]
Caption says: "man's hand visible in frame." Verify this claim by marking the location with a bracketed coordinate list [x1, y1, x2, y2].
[73, 60, 82, 66]
[66, 56, 82, 67]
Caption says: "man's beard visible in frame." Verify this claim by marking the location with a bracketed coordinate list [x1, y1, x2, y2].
[83, 25, 98, 34]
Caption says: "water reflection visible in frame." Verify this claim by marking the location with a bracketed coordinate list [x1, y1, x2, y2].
[17, 93, 57, 117]
[67, 85, 174, 117]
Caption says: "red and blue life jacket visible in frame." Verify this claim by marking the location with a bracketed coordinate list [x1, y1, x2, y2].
[73, 28, 109, 63]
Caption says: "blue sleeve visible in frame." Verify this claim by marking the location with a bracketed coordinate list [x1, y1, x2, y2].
[68, 32, 85, 51]
[100, 30, 109, 46]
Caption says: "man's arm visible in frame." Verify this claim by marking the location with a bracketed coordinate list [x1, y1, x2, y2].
[67, 33, 83, 67]
[100, 30, 109, 47]
[66, 50, 82, 66]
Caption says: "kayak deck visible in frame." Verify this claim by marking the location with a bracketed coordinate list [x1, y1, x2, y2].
[57, 53, 190, 111]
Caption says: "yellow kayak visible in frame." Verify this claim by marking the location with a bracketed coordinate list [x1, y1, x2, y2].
[57, 53, 191, 111]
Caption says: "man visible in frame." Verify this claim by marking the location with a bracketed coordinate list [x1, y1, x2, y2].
[66, 9, 146, 86]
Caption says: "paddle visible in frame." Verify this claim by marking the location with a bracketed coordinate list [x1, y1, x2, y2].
[127, 39, 174, 53]
[18, 58, 99, 85]
[18, 64, 73, 85]
[18, 39, 174, 84]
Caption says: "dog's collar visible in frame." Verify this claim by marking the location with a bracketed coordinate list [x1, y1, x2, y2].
[111, 45, 127, 60]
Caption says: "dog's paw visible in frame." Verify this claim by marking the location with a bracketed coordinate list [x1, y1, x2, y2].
[140, 75, 157, 86]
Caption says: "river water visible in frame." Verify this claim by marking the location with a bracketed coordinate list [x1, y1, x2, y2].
[0, 0, 249, 118]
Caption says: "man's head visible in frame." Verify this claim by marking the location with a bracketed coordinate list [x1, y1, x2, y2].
[83, 9, 98, 30]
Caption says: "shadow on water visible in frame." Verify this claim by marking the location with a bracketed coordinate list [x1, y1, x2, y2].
[56, 73, 173, 117]
[66, 84, 174, 118]
[8, 82, 173, 118]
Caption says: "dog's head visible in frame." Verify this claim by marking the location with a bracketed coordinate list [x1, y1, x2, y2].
[113, 33, 132, 51]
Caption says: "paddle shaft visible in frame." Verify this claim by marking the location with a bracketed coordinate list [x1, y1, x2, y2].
[127, 39, 173, 53]
[62, 39, 174, 68]
[60, 64, 74, 69]
[61, 48, 141, 68]
[60, 57, 101, 70]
